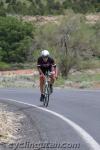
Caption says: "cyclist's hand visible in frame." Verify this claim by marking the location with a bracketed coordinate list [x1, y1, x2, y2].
[40, 74, 45, 79]
[55, 72, 58, 79]
[51, 71, 55, 75]
[43, 75, 46, 79]
[55, 75, 58, 80]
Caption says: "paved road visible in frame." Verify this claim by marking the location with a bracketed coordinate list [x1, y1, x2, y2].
[0, 88, 100, 150]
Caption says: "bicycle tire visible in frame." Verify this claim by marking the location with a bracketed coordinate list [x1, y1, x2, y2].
[43, 85, 50, 107]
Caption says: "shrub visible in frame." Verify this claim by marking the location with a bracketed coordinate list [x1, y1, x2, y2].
[0, 16, 35, 63]
[0, 62, 11, 71]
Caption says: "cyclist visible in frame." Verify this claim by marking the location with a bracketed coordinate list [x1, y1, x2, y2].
[37, 50, 57, 102]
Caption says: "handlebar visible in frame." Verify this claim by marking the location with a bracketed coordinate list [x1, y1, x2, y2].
[45, 71, 51, 77]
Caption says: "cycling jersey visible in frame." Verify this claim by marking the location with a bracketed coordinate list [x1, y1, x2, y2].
[37, 56, 56, 74]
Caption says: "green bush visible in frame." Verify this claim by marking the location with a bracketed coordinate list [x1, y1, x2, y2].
[0, 16, 35, 63]
[0, 62, 11, 71]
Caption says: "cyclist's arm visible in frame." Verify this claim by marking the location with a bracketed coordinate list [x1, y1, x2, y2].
[37, 67, 44, 76]
[53, 65, 58, 78]
[37, 58, 45, 76]
[51, 60, 58, 78]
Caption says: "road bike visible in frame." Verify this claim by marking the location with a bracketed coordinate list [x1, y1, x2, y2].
[43, 71, 52, 107]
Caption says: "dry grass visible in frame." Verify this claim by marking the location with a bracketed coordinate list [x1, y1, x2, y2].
[19, 14, 100, 25]
[0, 103, 25, 143]
[0, 69, 39, 88]
[86, 14, 100, 24]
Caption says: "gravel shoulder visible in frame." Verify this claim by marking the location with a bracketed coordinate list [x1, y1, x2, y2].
[0, 102, 25, 144]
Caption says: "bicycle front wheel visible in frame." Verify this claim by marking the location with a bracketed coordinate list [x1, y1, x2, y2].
[43, 85, 50, 107]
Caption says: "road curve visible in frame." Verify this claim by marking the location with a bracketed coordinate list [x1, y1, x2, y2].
[0, 88, 100, 150]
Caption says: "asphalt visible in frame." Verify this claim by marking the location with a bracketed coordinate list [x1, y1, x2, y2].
[0, 88, 100, 150]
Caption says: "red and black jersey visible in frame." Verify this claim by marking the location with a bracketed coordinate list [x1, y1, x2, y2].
[37, 56, 56, 74]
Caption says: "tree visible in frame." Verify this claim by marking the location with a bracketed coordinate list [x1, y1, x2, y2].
[53, 15, 94, 77]
[46, 0, 56, 14]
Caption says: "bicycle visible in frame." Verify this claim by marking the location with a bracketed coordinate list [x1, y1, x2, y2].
[43, 71, 52, 107]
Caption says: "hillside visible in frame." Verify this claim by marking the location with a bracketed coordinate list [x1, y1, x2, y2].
[0, 0, 100, 16]
[0, 1, 100, 79]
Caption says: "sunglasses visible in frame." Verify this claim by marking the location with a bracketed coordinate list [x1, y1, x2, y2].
[42, 56, 48, 59]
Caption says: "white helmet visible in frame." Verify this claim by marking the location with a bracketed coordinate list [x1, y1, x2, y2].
[41, 50, 49, 57]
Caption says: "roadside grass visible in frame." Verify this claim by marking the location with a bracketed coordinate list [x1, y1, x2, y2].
[0, 74, 39, 88]
[68, 73, 100, 82]
[0, 69, 100, 89]
[55, 71, 100, 89]
[55, 76, 65, 87]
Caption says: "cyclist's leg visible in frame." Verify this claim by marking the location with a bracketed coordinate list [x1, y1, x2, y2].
[49, 73, 55, 93]
[50, 72, 55, 84]
[50, 66, 56, 84]
[40, 75, 45, 93]
[40, 75, 45, 101]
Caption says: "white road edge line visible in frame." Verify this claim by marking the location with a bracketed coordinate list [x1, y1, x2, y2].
[1, 98, 100, 150]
